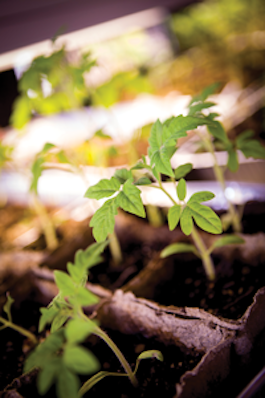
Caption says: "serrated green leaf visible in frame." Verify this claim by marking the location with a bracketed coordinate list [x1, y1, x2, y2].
[90, 198, 119, 242]
[235, 130, 254, 147]
[84, 177, 120, 200]
[150, 148, 174, 177]
[73, 286, 98, 306]
[161, 243, 197, 258]
[66, 262, 82, 284]
[188, 191, 215, 203]
[207, 121, 229, 144]
[168, 204, 182, 231]
[188, 101, 216, 116]
[116, 179, 145, 218]
[180, 206, 193, 235]
[174, 163, 193, 180]
[114, 168, 133, 183]
[164, 115, 206, 144]
[238, 140, 265, 159]
[65, 319, 97, 345]
[63, 346, 100, 375]
[148, 119, 163, 159]
[189, 83, 220, 105]
[51, 313, 69, 333]
[80, 241, 108, 270]
[227, 148, 239, 172]
[212, 235, 245, 249]
[177, 178, 186, 201]
[188, 202, 222, 234]
[134, 176, 152, 186]
[24, 329, 65, 372]
[130, 160, 146, 170]
[57, 366, 80, 398]
[54, 271, 76, 296]
[37, 359, 61, 395]
[39, 306, 60, 332]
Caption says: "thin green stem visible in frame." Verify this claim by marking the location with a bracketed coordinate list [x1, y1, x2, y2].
[0, 316, 38, 345]
[108, 231, 123, 267]
[198, 131, 242, 232]
[191, 227, 215, 280]
[94, 327, 138, 387]
[79, 371, 128, 396]
[155, 179, 216, 280]
[32, 194, 59, 251]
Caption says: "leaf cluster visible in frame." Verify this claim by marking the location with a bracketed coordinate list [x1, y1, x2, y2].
[188, 84, 265, 172]
[25, 324, 100, 398]
[168, 180, 222, 235]
[39, 241, 107, 333]
[10, 46, 96, 129]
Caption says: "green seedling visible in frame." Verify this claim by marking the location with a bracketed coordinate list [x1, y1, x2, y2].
[0, 293, 38, 345]
[10, 45, 96, 129]
[187, 83, 265, 232]
[30, 142, 76, 250]
[84, 114, 244, 280]
[24, 241, 163, 398]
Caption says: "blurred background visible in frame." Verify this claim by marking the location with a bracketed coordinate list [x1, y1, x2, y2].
[0, 0, 265, 214]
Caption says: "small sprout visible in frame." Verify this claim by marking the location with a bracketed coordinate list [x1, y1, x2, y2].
[3, 293, 15, 322]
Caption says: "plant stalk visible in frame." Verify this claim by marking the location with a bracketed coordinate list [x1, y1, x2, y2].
[157, 178, 216, 280]
[199, 131, 242, 232]
[191, 227, 215, 280]
[108, 231, 123, 267]
[0, 316, 38, 345]
[94, 327, 138, 387]
[32, 194, 59, 251]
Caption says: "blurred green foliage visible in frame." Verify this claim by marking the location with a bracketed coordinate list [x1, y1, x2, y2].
[10, 47, 96, 129]
[170, 0, 265, 88]
[92, 70, 153, 108]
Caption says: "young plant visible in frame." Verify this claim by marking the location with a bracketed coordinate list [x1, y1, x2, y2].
[187, 83, 265, 232]
[0, 293, 37, 345]
[24, 241, 163, 398]
[85, 115, 244, 280]
[30, 142, 76, 250]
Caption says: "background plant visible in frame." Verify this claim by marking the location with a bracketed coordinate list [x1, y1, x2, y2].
[187, 83, 265, 231]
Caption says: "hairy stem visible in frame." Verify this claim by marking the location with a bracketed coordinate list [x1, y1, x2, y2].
[0, 316, 38, 345]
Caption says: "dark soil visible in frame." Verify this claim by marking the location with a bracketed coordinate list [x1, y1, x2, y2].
[0, 300, 202, 398]
[1, 200, 265, 397]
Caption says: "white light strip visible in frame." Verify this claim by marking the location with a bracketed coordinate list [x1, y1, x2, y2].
[0, 7, 167, 72]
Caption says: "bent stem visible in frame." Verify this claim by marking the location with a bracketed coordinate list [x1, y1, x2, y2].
[0, 316, 38, 345]
[79, 371, 128, 396]
[93, 326, 138, 388]
[198, 131, 242, 232]
[31, 194, 59, 251]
